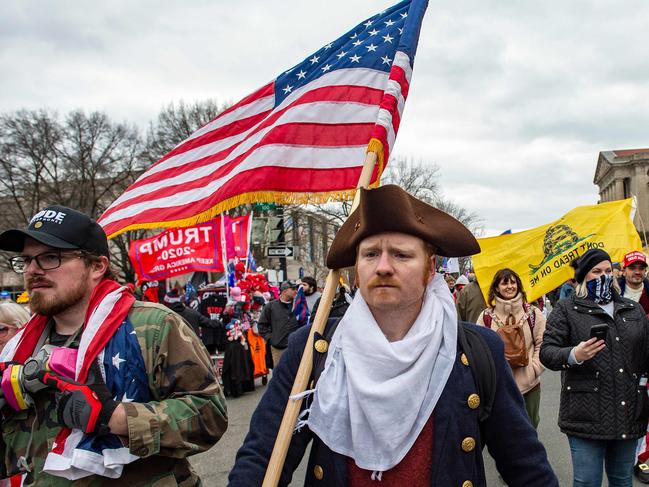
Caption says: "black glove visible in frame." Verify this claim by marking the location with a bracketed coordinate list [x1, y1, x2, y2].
[45, 362, 118, 435]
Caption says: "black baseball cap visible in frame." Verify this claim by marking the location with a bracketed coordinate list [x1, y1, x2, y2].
[0, 205, 110, 257]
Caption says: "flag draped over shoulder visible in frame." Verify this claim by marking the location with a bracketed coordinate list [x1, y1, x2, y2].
[98, 0, 429, 239]
[474, 199, 642, 303]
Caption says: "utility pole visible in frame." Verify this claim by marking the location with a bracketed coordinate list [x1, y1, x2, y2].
[276, 205, 287, 280]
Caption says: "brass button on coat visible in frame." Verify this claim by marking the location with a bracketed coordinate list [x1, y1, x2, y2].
[460, 353, 469, 366]
[313, 465, 324, 480]
[462, 481, 474, 487]
[314, 339, 329, 353]
[467, 393, 480, 409]
[461, 437, 476, 452]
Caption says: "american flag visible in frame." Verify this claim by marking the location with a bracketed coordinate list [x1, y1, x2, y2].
[99, 0, 429, 239]
[293, 286, 310, 327]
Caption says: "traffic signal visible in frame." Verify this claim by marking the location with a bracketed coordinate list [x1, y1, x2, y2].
[268, 217, 285, 243]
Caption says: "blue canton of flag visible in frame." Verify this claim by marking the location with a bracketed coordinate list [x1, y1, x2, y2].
[276, 1, 414, 105]
[228, 261, 236, 287]
[101, 318, 149, 405]
[75, 319, 150, 460]
[248, 250, 257, 272]
[293, 286, 310, 327]
[185, 281, 197, 304]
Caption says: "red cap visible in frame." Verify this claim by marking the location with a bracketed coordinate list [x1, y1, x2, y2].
[624, 251, 647, 268]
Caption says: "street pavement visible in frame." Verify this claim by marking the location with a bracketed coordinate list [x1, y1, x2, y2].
[192, 367, 645, 486]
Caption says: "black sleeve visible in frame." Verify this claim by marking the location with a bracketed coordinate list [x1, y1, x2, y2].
[0, 436, 6, 478]
[540, 301, 574, 370]
[228, 328, 313, 486]
[257, 303, 272, 341]
[198, 312, 221, 329]
[481, 332, 559, 486]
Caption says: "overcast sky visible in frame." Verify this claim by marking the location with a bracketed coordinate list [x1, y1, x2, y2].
[2, 0, 648, 235]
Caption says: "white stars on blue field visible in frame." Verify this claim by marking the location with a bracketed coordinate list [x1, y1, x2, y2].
[275, 1, 410, 103]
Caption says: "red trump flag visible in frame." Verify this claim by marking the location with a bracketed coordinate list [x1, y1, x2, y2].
[98, 0, 428, 238]
[129, 221, 224, 281]
[224, 214, 252, 260]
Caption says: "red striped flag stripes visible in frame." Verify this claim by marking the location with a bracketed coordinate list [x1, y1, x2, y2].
[99, 0, 428, 238]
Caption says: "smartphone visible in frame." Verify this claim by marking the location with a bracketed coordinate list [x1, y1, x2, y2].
[590, 323, 609, 342]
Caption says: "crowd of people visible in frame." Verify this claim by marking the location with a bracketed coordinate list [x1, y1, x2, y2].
[444, 248, 649, 486]
[0, 193, 649, 486]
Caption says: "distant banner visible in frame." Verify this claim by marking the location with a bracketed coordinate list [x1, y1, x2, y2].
[141, 280, 161, 303]
[445, 258, 460, 274]
[474, 199, 642, 302]
[224, 214, 252, 260]
[129, 221, 224, 281]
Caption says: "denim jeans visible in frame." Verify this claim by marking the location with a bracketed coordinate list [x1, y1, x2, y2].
[568, 435, 637, 487]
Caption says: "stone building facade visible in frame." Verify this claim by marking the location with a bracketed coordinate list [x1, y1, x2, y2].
[593, 149, 649, 238]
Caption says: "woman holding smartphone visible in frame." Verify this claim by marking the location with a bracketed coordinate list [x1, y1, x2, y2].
[541, 248, 649, 486]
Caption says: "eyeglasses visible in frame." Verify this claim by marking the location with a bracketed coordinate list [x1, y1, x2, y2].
[10, 251, 84, 274]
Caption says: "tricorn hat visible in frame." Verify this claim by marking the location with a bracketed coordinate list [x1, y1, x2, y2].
[326, 185, 480, 269]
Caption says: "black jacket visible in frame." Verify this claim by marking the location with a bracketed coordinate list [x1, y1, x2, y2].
[540, 293, 649, 439]
[229, 322, 557, 486]
[258, 299, 298, 349]
[167, 302, 221, 334]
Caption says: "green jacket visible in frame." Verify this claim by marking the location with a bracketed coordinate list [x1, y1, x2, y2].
[0, 302, 228, 486]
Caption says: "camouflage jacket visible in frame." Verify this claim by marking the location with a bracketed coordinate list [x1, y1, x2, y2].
[0, 302, 228, 486]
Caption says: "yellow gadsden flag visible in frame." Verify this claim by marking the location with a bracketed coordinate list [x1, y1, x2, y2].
[474, 198, 642, 303]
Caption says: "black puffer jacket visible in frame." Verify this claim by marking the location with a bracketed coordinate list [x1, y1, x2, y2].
[540, 293, 649, 440]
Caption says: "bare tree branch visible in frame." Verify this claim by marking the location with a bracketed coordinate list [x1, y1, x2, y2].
[143, 99, 229, 164]
[0, 109, 144, 278]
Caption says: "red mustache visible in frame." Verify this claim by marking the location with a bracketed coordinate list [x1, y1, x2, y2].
[367, 278, 400, 289]
[26, 277, 54, 291]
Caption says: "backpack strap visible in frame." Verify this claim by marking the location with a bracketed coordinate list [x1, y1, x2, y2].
[457, 322, 496, 423]
[523, 303, 536, 332]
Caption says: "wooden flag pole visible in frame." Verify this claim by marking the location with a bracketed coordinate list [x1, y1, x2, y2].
[262, 151, 379, 486]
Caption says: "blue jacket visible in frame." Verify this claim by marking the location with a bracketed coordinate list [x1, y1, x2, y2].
[229, 322, 558, 486]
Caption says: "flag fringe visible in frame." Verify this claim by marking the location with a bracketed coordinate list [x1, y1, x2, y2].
[106, 189, 358, 240]
[107, 142, 386, 240]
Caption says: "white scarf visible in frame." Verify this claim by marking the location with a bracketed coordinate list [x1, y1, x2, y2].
[307, 273, 457, 472]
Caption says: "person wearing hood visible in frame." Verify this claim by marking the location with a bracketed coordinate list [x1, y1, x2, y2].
[163, 288, 221, 335]
[541, 248, 649, 486]
[453, 274, 470, 301]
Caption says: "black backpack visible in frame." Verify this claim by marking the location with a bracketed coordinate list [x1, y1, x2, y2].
[311, 319, 496, 424]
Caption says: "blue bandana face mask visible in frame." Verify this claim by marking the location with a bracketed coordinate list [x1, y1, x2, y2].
[586, 274, 613, 304]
